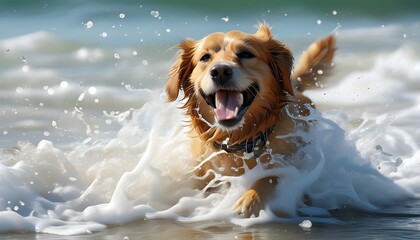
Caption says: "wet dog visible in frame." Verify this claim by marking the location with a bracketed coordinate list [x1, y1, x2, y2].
[165, 24, 335, 217]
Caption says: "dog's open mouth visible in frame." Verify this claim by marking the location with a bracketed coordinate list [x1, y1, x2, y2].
[200, 83, 259, 128]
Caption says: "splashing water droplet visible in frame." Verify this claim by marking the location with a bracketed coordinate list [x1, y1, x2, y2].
[316, 19, 322, 25]
[299, 220, 312, 228]
[119, 13, 125, 19]
[114, 53, 120, 59]
[317, 69, 324, 75]
[150, 11, 159, 18]
[221, 16, 229, 22]
[60, 81, 69, 89]
[100, 32, 108, 38]
[78, 92, 85, 101]
[88, 87, 97, 95]
[20, 56, 28, 64]
[332, 10, 338, 15]
[85, 21, 93, 29]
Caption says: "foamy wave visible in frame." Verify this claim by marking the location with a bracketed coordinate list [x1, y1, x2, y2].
[1, 88, 417, 234]
[0, 31, 59, 52]
[307, 44, 420, 114]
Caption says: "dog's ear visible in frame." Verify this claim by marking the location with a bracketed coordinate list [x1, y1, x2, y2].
[165, 39, 197, 102]
[255, 24, 294, 95]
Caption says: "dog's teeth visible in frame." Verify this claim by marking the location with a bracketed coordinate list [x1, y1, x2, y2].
[238, 93, 243, 106]
[234, 107, 239, 116]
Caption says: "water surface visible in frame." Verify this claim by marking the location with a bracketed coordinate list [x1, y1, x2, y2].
[1, 0, 420, 238]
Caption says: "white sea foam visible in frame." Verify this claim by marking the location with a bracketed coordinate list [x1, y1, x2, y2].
[0, 75, 418, 235]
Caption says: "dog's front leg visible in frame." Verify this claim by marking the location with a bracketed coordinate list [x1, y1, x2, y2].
[233, 177, 278, 217]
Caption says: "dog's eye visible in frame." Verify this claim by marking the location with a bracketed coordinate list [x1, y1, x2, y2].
[237, 50, 255, 59]
[200, 53, 211, 62]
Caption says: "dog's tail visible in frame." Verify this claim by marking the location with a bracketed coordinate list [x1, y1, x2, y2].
[292, 35, 336, 91]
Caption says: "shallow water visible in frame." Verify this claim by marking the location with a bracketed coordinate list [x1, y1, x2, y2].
[1, 0, 420, 238]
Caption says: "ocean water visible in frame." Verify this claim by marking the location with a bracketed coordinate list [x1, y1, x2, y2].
[1, 0, 420, 238]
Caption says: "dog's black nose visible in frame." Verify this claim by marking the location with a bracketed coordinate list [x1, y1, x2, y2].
[210, 64, 233, 85]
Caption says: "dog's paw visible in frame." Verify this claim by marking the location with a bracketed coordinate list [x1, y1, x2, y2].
[233, 189, 262, 218]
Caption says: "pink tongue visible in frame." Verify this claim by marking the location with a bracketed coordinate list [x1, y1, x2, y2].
[214, 90, 242, 121]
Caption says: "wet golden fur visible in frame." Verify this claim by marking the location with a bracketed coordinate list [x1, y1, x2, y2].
[165, 24, 336, 217]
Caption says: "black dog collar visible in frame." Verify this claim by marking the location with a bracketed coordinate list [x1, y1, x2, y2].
[213, 128, 272, 154]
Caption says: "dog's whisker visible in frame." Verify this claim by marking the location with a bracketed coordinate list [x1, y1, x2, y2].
[251, 85, 264, 99]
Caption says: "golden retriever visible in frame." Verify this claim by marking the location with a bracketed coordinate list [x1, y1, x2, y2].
[165, 23, 336, 217]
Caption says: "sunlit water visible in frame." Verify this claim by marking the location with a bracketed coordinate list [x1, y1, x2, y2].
[1, 1, 420, 238]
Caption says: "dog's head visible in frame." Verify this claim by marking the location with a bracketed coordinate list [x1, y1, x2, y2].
[165, 24, 294, 145]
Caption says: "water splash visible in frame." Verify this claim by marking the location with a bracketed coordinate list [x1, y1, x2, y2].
[150, 11, 159, 18]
